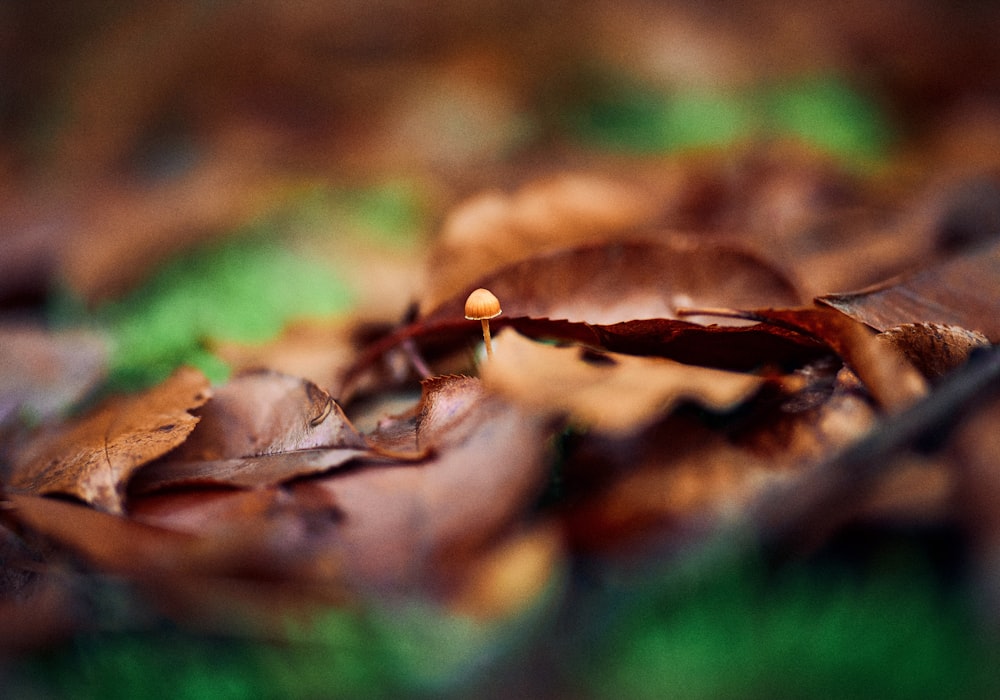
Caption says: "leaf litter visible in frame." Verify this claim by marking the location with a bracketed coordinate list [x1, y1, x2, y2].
[3, 5, 1000, 695]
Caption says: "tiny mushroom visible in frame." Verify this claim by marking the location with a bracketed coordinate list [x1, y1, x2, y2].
[464, 288, 502, 358]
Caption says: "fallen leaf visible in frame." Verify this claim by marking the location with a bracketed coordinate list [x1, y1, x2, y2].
[481, 330, 764, 437]
[358, 394, 422, 454]
[741, 373, 879, 467]
[877, 323, 991, 381]
[584, 317, 827, 370]
[7, 492, 350, 635]
[339, 239, 813, 394]
[132, 370, 372, 494]
[415, 374, 487, 448]
[421, 174, 663, 311]
[423, 238, 802, 326]
[8, 367, 210, 513]
[819, 240, 1000, 342]
[171, 369, 365, 461]
[128, 488, 286, 536]
[750, 348, 1000, 557]
[294, 384, 554, 596]
[124, 374, 555, 601]
[7, 493, 205, 576]
[131, 448, 371, 494]
[680, 306, 928, 412]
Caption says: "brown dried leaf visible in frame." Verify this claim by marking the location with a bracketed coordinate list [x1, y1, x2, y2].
[684, 306, 928, 412]
[423, 238, 802, 326]
[422, 174, 663, 311]
[877, 323, 991, 381]
[171, 369, 365, 461]
[8, 492, 349, 633]
[358, 397, 421, 454]
[415, 375, 487, 448]
[481, 330, 764, 437]
[819, 240, 1000, 342]
[584, 317, 826, 370]
[356, 375, 492, 456]
[128, 488, 285, 536]
[8, 493, 204, 576]
[131, 448, 370, 494]
[293, 388, 554, 595]
[8, 367, 210, 513]
[130, 374, 552, 599]
[340, 239, 810, 395]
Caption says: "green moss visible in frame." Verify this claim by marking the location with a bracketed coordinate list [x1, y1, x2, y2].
[581, 556, 994, 700]
[13, 548, 997, 699]
[763, 77, 893, 162]
[51, 227, 353, 391]
[17, 602, 522, 700]
[575, 86, 752, 153]
[333, 181, 428, 248]
[44, 179, 434, 393]
[571, 75, 893, 163]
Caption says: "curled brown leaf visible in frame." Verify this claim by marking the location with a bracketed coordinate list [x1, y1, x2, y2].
[819, 240, 1000, 342]
[8, 367, 211, 514]
[171, 369, 365, 461]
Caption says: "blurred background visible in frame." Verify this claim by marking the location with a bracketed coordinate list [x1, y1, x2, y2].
[4, 0, 1000, 303]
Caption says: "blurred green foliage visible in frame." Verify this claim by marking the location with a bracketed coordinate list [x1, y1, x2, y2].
[90, 229, 352, 389]
[329, 181, 429, 248]
[47, 181, 429, 392]
[16, 596, 547, 700]
[14, 548, 996, 699]
[580, 553, 995, 700]
[573, 75, 893, 162]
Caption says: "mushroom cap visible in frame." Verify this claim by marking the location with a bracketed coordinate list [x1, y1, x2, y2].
[464, 288, 502, 320]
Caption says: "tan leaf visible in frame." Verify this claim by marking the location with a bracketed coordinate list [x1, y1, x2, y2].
[481, 330, 764, 436]
[8, 367, 210, 513]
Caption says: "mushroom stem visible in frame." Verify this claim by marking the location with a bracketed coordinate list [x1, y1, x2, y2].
[481, 319, 494, 358]
[464, 287, 502, 361]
